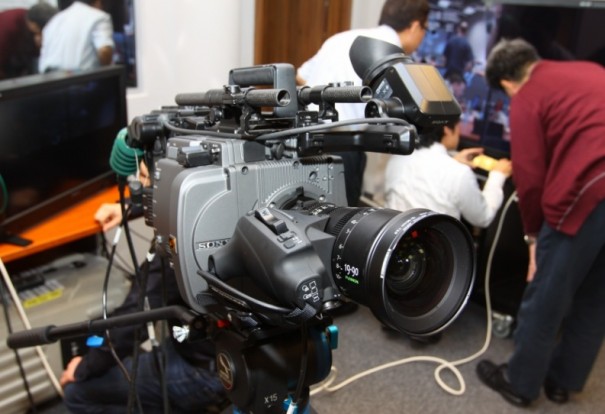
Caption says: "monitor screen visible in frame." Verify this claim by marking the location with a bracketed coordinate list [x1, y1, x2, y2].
[0, 66, 127, 245]
[414, 0, 605, 156]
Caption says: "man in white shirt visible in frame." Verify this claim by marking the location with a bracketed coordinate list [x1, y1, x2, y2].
[297, 0, 430, 206]
[39, 0, 114, 73]
[385, 120, 512, 228]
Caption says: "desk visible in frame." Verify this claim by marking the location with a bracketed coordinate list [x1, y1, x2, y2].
[0, 186, 122, 263]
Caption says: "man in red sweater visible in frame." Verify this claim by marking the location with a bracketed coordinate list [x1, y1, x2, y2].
[476, 38, 605, 408]
[0, 3, 56, 79]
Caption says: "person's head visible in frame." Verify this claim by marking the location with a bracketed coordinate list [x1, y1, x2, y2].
[486, 38, 540, 97]
[439, 119, 461, 150]
[26, 2, 58, 48]
[457, 21, 468, 35]
[379, 0, 430, 54]
[445, 70, 467, 101]
[418, 119, 461, 150]
[78, 0, 104, 9]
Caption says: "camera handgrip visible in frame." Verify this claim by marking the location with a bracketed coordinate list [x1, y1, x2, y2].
[229, 64, 298, 117]
[7, 306, 198, 349]
[6, 325, 56, 349]
[229, 64, 293, 87]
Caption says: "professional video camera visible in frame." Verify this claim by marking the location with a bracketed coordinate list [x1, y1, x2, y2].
[7, 37, 474, 414]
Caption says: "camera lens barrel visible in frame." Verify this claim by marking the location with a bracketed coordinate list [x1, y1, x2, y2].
[325, 207, 475, 336]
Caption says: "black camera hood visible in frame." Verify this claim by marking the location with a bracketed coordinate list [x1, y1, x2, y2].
[349, 36, 412, 85]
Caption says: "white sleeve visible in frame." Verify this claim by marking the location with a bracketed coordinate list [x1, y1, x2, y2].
[455, 168, 505, 228]
[92, 15, 115, 50]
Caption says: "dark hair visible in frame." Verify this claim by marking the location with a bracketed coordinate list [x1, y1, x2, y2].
[27, 2, 58, 28]
[379, 0, 430, 32]
[418, 119, 460, 148]
[444, 70, 466, 85]
[486, 38, 540, 90]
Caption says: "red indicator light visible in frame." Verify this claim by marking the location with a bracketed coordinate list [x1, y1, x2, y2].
[216, 319, 230, 328]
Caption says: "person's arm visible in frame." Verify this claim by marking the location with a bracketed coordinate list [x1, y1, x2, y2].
[526, 239, 537, 282]
[94, 203, 123, 232]
[453, 147, 483, 167]
[509, 99, 547, 236]
[60, 356, 82, 387]
[97, 45, 113, 66]
[91, 15, 114, 66]
[455, 166, 507, 228]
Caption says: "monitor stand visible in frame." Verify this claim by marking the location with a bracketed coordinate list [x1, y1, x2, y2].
[0, 229, 32, 247]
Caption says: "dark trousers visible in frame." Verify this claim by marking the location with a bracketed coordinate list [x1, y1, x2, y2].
[507, 200, 605, 400]
[63, 339, 225, 413]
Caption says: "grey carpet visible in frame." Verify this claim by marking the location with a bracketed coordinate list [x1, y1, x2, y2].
[310, 302, 605, 414]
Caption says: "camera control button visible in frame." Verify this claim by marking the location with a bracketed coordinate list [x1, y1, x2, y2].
[283, 239, 298, 249]
[277, 232, 295, 242]
[255, 207, 288, 234]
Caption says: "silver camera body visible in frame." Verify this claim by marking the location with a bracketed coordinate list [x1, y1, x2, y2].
[151, 135, 347, 314]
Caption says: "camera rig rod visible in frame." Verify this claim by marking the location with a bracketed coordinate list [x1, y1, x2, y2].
[174, 87, 291, 108]
[6, 305, 197, 349]
[297, 84, 372, 105]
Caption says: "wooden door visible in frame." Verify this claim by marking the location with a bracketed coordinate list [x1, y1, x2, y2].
[254, 0, 352, 69]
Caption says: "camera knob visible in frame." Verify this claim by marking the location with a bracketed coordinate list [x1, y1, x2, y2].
[254, 208, 288, 235]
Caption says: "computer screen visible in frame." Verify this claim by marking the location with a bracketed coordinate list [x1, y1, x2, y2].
[0, 66, 127, 245]
[414, 0, 605, 156]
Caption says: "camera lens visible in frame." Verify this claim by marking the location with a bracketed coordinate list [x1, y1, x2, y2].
[325, 207, 474, 336]
[386, 235, 428, 297]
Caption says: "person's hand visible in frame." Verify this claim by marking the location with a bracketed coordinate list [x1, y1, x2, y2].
[492, 158, 513, 178]
[60, 356, 82, 387]
[94, 203, 123, 232]
[526, 242, 537, 282]
[453, 147, 484, 167]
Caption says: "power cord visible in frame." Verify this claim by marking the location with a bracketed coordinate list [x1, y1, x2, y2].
[0, 265, 38, 413]
[311, 190, 519, 397]
[101, 217, 136, 386]
[0, 257, 63, 397]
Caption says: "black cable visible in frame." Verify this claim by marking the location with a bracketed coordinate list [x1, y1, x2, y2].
[199, 269, 292, 315]
[117, 179, 140, 278]
[292, 322, 309, 411]
[255, 117, 413, 142]
[101, 215, 134, 381]
[126, 256, 150, 414]
[100, 204, 144, 413]
[101, 233, 139, 276]
[0, 278, 38, 413]
[161, 119, 245, 139]
[99, 231, 110, 259]
[159, 255, 170, 414]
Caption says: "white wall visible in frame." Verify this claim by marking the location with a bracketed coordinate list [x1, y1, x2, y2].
[128, 0, 384, 119]
[351, 0, 385, 29]
[126, 0, 255, 119]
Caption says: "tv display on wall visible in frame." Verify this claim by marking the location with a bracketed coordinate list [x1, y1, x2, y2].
[414, 0, 605, 156]
[0, 66, 127, 246]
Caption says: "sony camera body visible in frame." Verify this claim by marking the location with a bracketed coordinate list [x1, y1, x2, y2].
[140, 36, 473, 337]
[151, 135, 347, 316]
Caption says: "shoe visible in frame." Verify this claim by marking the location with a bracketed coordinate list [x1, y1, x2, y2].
[544, 379, 569, 404]
[476, 360, 531, 407]
[408, 332, 442, 348]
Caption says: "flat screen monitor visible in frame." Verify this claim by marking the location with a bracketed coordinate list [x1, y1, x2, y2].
[0, 66, 127, 246]
[414, 0, 605, 157]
